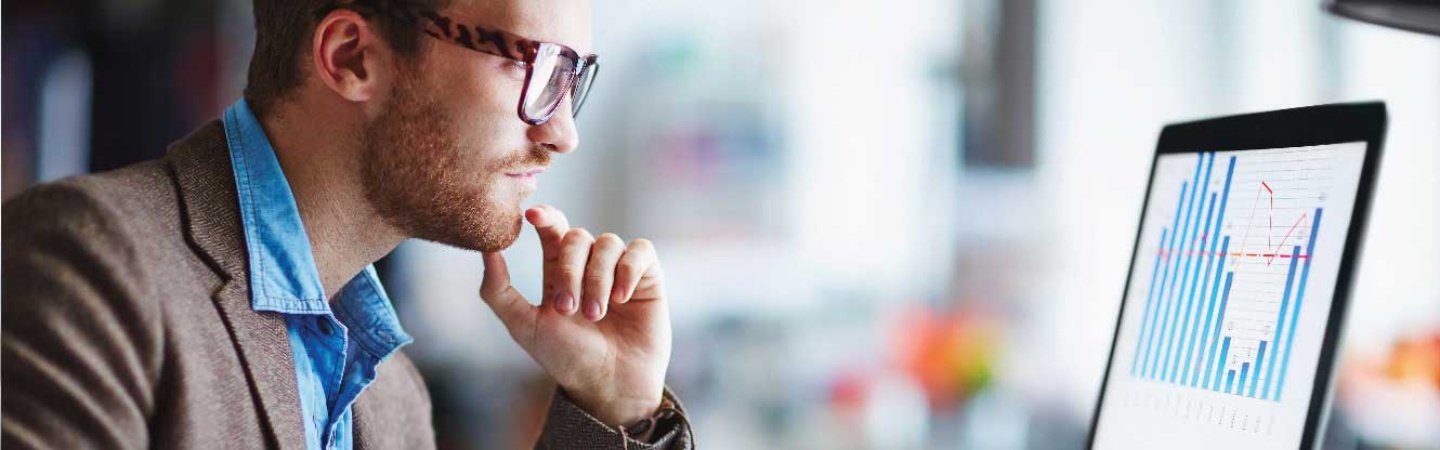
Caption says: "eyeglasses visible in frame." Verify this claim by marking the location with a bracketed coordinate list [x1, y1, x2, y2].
[319, 1, 599, 126]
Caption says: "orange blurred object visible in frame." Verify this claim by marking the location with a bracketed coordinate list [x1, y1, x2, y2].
[1386, 332, 1440, 388]
[890, 304, 1002, 409]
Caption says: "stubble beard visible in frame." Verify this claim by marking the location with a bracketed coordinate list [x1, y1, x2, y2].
[360, 69, 548, 252]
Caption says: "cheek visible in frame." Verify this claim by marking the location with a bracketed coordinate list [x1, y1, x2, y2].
[449, 83, 535, 158]
[422, 55, 535, 167]
[436, 56, 524, 122]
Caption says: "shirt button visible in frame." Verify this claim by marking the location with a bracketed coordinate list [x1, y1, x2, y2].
[316, 317, 334, 335]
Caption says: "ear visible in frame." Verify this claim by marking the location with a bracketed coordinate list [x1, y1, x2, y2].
[311, 9, 392, 103]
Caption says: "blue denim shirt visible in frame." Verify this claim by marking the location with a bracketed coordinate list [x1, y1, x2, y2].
[223, 99, 413, 450]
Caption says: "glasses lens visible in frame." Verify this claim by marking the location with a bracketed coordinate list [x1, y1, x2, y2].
[522, 43, 576, 122]
[571, 61, 598, 118]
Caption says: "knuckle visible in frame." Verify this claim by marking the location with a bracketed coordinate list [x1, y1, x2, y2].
[629, 238, 655, 252]
[584, 260, 612, 278]
[596, 233, 623, 247]
[615, 265, 636, 283]
[564, 227, 593, 244]
[561, 267, 585, 282]
[583, 271, 609, 285]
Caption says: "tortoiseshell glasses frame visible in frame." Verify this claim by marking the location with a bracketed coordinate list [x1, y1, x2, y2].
[318, 0, 600, 125]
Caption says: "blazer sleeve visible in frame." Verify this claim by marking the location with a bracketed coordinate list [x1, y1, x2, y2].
[534, 387, 694, 450]
[2, 182, 163, 449]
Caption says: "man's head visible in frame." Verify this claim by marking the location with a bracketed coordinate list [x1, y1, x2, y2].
[244, 0, 593, 252]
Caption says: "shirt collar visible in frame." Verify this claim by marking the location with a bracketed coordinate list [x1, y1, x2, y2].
[223, 99, 412, 352]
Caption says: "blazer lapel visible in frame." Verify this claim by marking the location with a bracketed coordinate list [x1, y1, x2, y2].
[168, 121, 307, 450]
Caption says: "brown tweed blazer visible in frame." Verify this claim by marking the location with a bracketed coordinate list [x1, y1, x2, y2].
[1, 121, 692, 449]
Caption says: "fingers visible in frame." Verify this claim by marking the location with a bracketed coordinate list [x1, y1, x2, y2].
[528, 205, 571, 311]
[613, 238, 657, 305]
[526, 205, 570, 259]
[529, 204, 662, 321]
[556, 227, 593, 316]
[480, 252, 536, 343]
[582, 233, 626, 321]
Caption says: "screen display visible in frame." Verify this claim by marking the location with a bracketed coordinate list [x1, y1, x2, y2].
[1093, 142, 1367, 449]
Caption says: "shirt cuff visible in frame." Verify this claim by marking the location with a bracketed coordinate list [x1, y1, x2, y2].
[536, 386, 693, 449]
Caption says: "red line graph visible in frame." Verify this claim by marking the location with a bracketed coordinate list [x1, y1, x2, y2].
[1267, 212, 1309, 265]
[1157, 250, 1310, 260]
[1161, 179, 1313, 264]
[1262, 181, 1274, 254]
[1237, 180, 1311, 266]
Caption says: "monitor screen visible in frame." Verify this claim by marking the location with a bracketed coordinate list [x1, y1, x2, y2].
[1092, 141, 1367, 449]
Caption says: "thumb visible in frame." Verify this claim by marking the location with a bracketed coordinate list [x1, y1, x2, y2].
[480, 251, 536, 337]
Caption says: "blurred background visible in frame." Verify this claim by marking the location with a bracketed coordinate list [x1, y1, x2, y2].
[5, 0, 1439, 448]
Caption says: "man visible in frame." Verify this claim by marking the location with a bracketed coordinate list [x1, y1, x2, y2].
[1, 0, 693, 448]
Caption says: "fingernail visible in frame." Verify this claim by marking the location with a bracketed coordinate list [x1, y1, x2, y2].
[611, 285, 626, 303]
[565, 294, 580, 314]
[585, 300, 602, 321]
[555, 292, 576, 314]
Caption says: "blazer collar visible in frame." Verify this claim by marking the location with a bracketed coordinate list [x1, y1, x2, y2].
[167, 120, 307, 450]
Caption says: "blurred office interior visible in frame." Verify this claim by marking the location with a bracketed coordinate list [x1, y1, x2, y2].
[5, 0, 1439, 448]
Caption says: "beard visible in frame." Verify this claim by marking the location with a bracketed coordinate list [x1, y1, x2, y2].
[360, 67, 550, 252]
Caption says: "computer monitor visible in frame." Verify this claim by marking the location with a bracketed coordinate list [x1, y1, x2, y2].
[1088, 102, 1387, 449]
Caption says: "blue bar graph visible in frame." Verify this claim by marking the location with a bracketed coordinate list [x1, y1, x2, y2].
[1237, 363, 1250, 395]
[1148, 155, 1203, 380]
[1248, 341, 1268, 397]
[1175, 191, 1221, 383]
[1127, 151, 1324, 403]
[1203, 274, 1238, 389]
[1164, 154, 1215, 383]
[1143, 178, 1192, 378]
[1184, 156, 1236, 385]
[1129, 228, 1168, 376]
[1192, 238, 1231, 387]
[1258, 245, 1302, 399]
[1213, 335, 1232, 390]
[1273, 210, 1324, 400]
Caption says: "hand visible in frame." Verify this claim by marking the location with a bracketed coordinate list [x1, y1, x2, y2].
[478, 204, 672, 427]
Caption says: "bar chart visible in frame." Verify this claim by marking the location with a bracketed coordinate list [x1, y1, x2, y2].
[1094, 142, 1367, 449]
[1127, 150, 1330, 402]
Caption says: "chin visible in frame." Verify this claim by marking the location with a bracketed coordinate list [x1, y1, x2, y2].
[472, 214, 525, 252]
[401, 191, 526, 253]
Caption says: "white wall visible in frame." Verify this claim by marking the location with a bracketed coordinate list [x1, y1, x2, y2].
[1035, 0, 1440, 418]
[396, 0, 963, 364]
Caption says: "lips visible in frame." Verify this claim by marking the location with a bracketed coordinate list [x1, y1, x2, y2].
[503, 167, 545, 190]
[504, 168, 547, 177]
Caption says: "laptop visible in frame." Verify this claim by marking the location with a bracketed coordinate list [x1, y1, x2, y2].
[1087, 102, 1387, 449]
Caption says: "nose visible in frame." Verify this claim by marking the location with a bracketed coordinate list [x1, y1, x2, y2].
[527, 97, 580, 155]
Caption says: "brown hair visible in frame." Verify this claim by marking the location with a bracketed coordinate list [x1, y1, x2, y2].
[243, 0, 440, 116]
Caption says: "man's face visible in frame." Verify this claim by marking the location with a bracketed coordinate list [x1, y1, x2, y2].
[361, 0, 591, 252]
